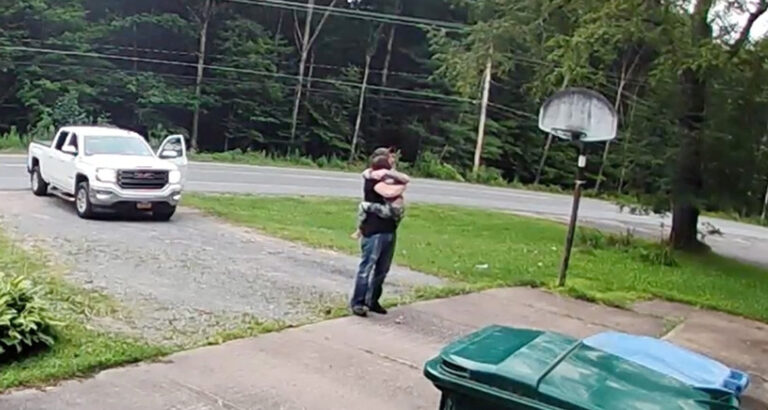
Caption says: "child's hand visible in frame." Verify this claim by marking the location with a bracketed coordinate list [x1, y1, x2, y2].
[350, 230, 361, 239]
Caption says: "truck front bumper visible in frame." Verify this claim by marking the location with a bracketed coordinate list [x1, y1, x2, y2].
[88, 182, 183, 207]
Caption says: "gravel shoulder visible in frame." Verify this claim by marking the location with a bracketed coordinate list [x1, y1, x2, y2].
[0, 191, 441, 344]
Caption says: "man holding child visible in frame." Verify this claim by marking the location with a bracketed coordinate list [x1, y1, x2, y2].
[349, 147, 410, 317]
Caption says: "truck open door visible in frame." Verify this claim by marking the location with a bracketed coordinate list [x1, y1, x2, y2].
[157, 135, 188, 186]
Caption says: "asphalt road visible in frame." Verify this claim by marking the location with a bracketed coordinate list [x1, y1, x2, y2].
[2, 154, 768, 267]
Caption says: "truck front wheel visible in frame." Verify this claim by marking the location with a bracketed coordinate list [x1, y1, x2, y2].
[30, 166, 48, 196]
[152, 204, 176, 221]
[75, 182, 95, 219]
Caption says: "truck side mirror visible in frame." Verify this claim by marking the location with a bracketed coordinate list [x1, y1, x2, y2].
[160, 150, 179, 159]
[62, 145, 77, 155]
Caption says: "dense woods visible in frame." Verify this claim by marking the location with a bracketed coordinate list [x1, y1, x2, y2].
[1, 0, 768, 247]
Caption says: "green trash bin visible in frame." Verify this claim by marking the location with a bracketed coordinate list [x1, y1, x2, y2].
[424, 326, 740, 410]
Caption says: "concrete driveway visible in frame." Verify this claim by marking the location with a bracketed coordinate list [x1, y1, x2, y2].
[3, 155, 768, 268]
[3, 288, 766, 410]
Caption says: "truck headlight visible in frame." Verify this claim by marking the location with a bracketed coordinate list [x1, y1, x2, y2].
[168, 170, 181, 184]
[96, 168, 117, 183]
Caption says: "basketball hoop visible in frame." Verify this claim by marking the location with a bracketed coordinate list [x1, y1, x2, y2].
[537, 88, 618, 288]
[539, 88, 617, 142]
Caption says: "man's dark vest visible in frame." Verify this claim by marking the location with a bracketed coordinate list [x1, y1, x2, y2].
[361, 178, 397, 237]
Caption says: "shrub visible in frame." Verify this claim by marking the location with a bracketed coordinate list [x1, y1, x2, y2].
[605, 229, 636, 248]
[637, 244, 679, 267]
[576, 229, 607, 250]
[293, 156, 317, 168]
[576, 228, 677, 267]
[325, 156, 350, 170]
[467, 166, 508, 186]
[0, 126, 28, 151]
[0, 273, 57, 359]
[408, 152, 465, 182]
[315, 156, 329, 168]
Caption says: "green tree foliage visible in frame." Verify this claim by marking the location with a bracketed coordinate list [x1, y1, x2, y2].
[1, 0, 767, 237]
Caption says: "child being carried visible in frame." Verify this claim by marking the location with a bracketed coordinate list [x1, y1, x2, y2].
[351, 155, 410, 239]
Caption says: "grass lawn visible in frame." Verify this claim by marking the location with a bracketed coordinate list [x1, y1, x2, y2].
[186, 194, 768, 323]
[0, 233, 169, 390]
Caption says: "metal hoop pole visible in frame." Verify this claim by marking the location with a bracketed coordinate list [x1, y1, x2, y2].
[558, 134, 586, 287]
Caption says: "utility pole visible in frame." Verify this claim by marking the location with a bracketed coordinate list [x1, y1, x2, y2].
[473, 47, 493, 176]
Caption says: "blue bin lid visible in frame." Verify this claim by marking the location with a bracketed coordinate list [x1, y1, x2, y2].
[583, 331, 750, 396]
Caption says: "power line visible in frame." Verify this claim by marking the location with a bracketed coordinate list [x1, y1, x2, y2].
[309, 63, 433, 80]
[23, 60, 471, 111]
[6, 37, 199, 58]
[224, 0, 466, 31]
[8, 46, 700, 125]
[4, 36, 440, 83]
[8, 38, 760, 98]
[487, 102, 537, 120]
[2, 45, 479, 105]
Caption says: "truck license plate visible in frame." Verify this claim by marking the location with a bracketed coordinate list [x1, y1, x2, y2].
[136, 202, 152, 210]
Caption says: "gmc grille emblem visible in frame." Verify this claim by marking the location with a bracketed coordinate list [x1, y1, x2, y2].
[135, 172, 154, 179]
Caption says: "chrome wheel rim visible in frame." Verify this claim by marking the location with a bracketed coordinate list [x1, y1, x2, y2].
[76, 188, 87, 213]
[31, 171, 39, 191]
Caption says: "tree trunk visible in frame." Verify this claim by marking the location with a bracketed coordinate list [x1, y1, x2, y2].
[373, 2, 399, 133]
[671, 68, 706, 250]
[288, 0, 337, 144]
[618, 86, 641, 194]
[381, 24, 397, 87]
[670, 0, 713, 250]
[350, 53, 372, 162]
[306, 51, 315, 101]
[274, 11, 283, 46]
[473, 50, 493, 176]
[289, 0, 315, 144]
[191, 0, 212, 152]
[762, 180, 768, 222]
[132, 23, 138, 72]
[534, 134, 553, 185]
[595, 58, 632, 192]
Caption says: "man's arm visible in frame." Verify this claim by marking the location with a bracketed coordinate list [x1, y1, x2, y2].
[375, 182, 406, 199]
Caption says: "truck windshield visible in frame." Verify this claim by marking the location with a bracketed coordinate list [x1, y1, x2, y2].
[84, 136, 154, 157]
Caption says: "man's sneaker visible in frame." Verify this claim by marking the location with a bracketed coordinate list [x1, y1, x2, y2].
[369, 303, 388, 315]
[351, 305, 368, 317]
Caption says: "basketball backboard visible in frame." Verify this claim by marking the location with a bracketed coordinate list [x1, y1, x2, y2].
[538, 88, 618, 142]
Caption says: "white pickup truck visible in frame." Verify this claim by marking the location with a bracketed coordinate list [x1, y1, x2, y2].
[27, 125, 188, 220]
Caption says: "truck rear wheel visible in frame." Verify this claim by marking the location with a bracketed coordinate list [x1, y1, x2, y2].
[30, 166, 48, 196]
[75, 182, 95, 219]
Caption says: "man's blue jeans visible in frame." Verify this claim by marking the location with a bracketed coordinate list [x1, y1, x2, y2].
[350, 232, 397, 308]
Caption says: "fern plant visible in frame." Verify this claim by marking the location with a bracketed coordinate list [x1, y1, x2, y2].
[0, 273, 57, 357]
